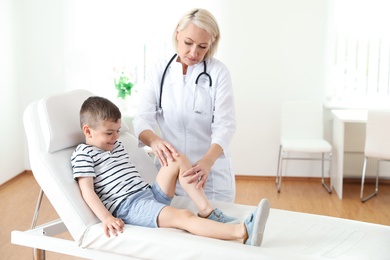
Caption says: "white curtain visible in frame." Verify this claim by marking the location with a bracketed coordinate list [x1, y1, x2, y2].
[327, 0, 390, 108]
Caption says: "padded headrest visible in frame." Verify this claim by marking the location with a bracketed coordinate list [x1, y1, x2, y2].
[38, 89, 129, 153]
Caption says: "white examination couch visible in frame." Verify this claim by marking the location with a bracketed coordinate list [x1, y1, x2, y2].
[12, 89, 390, 259]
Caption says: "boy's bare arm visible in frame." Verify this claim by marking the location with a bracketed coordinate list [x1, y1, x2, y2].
[77, 177, 124, 237]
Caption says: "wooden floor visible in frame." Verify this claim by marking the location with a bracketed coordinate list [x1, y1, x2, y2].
[235, 176, 390, 225]
[1, 172, 389, 259]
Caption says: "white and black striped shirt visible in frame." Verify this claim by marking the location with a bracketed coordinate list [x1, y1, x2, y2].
[71, 141, 150, 213]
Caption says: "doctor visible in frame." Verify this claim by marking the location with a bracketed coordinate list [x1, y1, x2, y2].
[133, 8, 236, 202]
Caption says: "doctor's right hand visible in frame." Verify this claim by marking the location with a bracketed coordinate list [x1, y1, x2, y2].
[150, 138, 179, 167]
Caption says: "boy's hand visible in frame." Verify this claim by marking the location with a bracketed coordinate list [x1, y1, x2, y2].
[103, 216, 125, 237]
[77, 177, 125, 237]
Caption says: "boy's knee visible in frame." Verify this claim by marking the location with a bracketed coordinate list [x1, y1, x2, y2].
[175, 152, 191, 167]
[178, 209, 195, 219]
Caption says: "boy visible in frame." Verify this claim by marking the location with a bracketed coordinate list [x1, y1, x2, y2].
[71, 96, 270, 246]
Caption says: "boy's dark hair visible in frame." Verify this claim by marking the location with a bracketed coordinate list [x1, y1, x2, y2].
[80, 96, 121, 129]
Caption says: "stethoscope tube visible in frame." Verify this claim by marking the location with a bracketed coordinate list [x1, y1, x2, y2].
[158, 54, 212, 111]
[159, 54, 178, 110]
[195, 61, 212, 86]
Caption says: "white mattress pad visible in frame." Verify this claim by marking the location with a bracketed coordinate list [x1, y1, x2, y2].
[81, 196, 390, 260]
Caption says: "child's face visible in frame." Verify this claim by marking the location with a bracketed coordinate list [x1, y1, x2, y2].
[84, 119, 122, 151]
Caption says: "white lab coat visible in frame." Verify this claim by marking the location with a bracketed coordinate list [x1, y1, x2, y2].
[133, 55, 236, 202]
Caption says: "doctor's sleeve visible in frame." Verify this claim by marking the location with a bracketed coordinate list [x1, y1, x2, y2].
[210, 66, 236, 156]
[133, 62, 161, 147]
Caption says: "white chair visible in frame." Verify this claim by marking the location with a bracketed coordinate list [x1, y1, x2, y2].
[276, 101, 332, 193]
[11, 90, 390, 259]
[11, 89, 259, 259]
[360, 110, 390, 202]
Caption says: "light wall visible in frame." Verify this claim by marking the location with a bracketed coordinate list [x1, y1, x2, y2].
[0, 0, 66, 184]
[219, 0, 329, 176]
[1, 0, 331, 185]
[0, 0, 21, 185]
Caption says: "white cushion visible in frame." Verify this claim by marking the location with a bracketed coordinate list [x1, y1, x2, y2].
[38, 89, 129, 153]
[25, 90, 142, 244]
[364, 110, 390, 159]
[281, 139, 332, 153]
[23, 91, 390, 259]
[81, 196, 390, 259]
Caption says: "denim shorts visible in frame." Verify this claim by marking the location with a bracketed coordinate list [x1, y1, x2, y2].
[113, 182, 172, 228]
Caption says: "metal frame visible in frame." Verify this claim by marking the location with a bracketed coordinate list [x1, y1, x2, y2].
[11, 189, 135, 260]
[31, 189, 45, 260]
[360, 157, 388, 202]
[276, 145, 332, 193]
[11, 222, 131, 260]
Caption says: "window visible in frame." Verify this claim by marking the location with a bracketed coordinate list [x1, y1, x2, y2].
[63, 0, 220, 115]
[64, 1, 174, 105]
[326, 0, 390, 108]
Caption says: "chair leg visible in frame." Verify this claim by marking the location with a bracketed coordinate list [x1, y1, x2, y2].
[31, 189, 46, 260]
[33, 248, 46, 260]
[276, 145, 283, 192]
[361, 157, 379, 202]
[31, 189, 44, 229]
[321, 152, 332, 194]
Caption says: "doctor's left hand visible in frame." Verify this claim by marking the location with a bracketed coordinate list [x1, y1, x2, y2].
[150, 138, 179, 167]
[182, 158, 212, 189]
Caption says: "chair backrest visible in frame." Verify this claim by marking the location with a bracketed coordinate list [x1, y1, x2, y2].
[281, 101, 324, 139]
[23, 89, 157, 245]
[364, 110, 390, 160]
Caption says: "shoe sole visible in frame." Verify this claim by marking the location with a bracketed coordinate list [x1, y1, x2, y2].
[250, 199, 270, 246]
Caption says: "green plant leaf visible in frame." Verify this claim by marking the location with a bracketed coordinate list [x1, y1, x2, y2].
[115, 73, 134, 99]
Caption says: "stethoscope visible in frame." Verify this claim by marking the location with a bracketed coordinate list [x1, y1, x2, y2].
[158, 54, 212, 112]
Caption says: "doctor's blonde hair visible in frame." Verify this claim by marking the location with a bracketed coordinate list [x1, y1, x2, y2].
[172, 8, 220, 60]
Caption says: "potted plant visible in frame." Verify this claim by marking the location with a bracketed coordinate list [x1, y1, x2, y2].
[114, 71, 134, 99]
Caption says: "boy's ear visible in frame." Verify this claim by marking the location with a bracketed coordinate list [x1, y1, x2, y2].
[82, 125, 92, 138]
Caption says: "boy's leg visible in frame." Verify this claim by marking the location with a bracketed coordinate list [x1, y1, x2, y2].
[156, 153, 237, 223]
[173, 156, 237, 222]
[157, 198, 270, 246]
[155, 153, 215, 216]
[157, 205, 245, 242]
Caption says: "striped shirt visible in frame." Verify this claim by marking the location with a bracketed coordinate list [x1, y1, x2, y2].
[71, 141, 150, 213]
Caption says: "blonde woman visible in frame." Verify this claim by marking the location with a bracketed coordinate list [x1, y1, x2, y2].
[134, 8, 236, 203]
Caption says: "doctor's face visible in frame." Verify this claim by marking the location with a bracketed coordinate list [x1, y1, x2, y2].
[176, 22, 211, 67]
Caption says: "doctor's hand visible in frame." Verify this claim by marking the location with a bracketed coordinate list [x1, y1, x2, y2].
[182, 158, 213, 189]
[150, 138, 179, 167]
